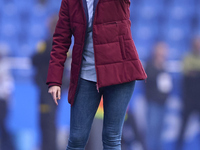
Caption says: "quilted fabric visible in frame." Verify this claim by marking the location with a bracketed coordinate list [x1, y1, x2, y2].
[46, 0, 147, 105]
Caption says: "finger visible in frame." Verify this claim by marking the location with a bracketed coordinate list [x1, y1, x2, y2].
[54, 99, 58, 105]
[49, 89, 53, 97]
[53, 91, 58, 105]
[48, 88, 51, 93]
[57, 89, 61, 100]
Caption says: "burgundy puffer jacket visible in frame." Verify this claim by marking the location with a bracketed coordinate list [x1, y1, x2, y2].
[46, 0, 147, 105]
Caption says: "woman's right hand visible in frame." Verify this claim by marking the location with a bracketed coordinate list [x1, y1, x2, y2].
[48, 86, 61, 105]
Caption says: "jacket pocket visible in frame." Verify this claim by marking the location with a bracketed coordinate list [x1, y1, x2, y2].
[103, 21, 117, 26]
[119, 36, 126, 60]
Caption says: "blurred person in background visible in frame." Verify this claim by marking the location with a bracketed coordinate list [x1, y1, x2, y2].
[121, 109, 147, 150]
[38, 0, 48, 5]
[32, 15, 70, 150]
[176, 36, 200, 150]
[46, 0, 147, 149]
[0, 45, 15, 150]
[145, 42, 172, 150]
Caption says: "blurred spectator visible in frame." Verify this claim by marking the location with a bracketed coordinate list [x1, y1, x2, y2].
[176, 36, 200, 150]
[121, 109, 147, 150]
[38, 0, 48, 5]
[145, 42, 172, 150]
[32, 15, 70, 150]
[0, 45, 15, 150]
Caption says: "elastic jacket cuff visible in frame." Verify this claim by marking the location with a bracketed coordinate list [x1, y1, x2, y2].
[47, 82, 61, 88]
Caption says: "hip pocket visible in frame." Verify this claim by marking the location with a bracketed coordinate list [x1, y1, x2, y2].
[119, 36, 126, 60]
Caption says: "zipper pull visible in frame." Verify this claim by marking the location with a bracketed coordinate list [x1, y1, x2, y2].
[96, 83, 99, 93]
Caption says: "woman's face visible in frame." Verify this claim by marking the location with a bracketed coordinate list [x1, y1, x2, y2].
[193, 37, 200, 55]
[154, 42, 168, 63]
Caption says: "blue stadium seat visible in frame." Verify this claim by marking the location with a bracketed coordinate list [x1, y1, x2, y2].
[170, 0, 196, 6]
[137, 3, 163, 24]
[0, 1, 3, 9]
[130, 0, 141, 6]
[30, 5, 49, 24]
[197, 0, 200, 5]
[1, 2, 19, 21]
[133, 20, 159, 39]
[0, 22, 18, 39]
[49, 0, 62, 10]
[13, 0, 36, 9]
[140, 0, 163, 5]
[0, 36, 19, 56]
[0, 23, 20, 56]
[129, 3, 140, 22]
[18, 10, 32, 30]
[16, 42, 35, 57]
[3, 0, 15, 4]
[140, 0, 165, 12]
[166, 4, 195, 24]
[162, 23, 191, 50]
[133, 39, 153, 60]
[28, 23, 47, 41]
[131, 22, 158, 60]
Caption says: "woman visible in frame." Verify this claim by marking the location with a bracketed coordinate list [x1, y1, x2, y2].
[47, 0, 147, 149]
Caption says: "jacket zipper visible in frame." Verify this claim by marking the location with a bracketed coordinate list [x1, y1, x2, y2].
[74, 0, 89, 100]
[93, 0, 100, 92]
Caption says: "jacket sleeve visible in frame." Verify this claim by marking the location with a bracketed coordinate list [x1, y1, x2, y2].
[46, 0, 72, 87]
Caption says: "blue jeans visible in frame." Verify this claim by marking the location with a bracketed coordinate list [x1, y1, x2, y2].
[66, 78, 135, 150]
